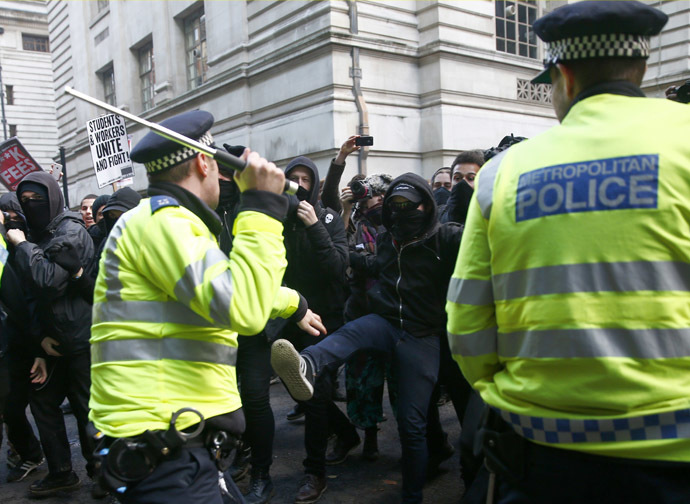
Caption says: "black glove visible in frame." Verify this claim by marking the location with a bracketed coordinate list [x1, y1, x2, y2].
[48, 241, 82, 276]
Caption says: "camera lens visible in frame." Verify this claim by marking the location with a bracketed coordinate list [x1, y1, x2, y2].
[350, 180, 369, 200]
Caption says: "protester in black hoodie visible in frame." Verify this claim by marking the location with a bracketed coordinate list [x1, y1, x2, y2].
[0, 193, 46, 482]
[280, 156, 358, 504]
[272, 173, 468, 504]
[87, 194, 110, 250]
[7, 171, 95, 496]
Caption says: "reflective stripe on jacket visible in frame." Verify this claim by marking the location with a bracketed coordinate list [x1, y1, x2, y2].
[446, 93, 690, 462]
[90, 198, 297, 438]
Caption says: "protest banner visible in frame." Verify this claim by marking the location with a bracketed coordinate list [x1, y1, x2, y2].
[0, 137, 43, 191]
[87, 114, 134, 188]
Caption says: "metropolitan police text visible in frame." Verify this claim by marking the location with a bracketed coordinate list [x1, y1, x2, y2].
[516, 154, 659, 222]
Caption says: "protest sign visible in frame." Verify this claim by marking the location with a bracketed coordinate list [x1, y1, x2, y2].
[87, 114, 134, 188]
[0, 137, 43, 191]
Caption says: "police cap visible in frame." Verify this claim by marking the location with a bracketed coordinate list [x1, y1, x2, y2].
[531, 1, 668, 84]
[130, 110, 215, 174]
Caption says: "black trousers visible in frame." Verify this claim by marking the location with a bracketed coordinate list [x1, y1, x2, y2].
[495, 438, 690, 504]
[29, 351, 93, 475]
[438, 328, 473, 425]
[236, 332, 274, 473]
[117, 446, 245, 504]
[4, 351, 43, 462]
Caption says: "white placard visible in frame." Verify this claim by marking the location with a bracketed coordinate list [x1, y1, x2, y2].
[87, 114, 134, 189]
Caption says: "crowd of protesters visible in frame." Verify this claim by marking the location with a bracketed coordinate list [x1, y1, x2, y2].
[0, 127, 513, 503]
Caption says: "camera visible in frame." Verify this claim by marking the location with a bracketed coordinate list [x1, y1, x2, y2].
[670, 80, 690, 104]
[349, 179, 372, 201]
[355, 136, 374, 147]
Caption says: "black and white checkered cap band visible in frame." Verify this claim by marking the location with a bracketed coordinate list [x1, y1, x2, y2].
[544, 34, 650, 65]
[144, 132, 214, 173]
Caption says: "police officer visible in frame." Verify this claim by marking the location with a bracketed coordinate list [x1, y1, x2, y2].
[89, 110, 325, 503]
[447, 2, 690, 502]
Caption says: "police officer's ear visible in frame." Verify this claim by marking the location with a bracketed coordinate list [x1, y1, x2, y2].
[554, 63, 577, 100]
[193, 153, 213, 179]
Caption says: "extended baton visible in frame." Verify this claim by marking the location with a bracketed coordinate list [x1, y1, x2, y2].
[64, 86, 298, 195]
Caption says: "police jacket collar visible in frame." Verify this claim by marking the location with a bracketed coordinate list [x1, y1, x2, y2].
[148, 182, 223, 236]
[566, 80, 646, 119]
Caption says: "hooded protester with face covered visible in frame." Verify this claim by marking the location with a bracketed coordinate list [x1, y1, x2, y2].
[7, 171, 95, 497]
[271, 172, 472, 504]
[0, 194, 46, 483]
[87, 194, 109, 250]
[280, 155, 359, 504]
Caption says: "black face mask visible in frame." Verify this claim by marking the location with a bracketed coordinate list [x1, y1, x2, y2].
[295, 186, 310, 202]
[5, 216, 28, 235]
[390, 209, 426, 243]
[218, 179, 239, 209]
[96, 218, 107, 235]
[364, 205, 383, 226]
[285, 186, 311, 217]
[433, 187, 450, 206]
[21, 199, 51, 233]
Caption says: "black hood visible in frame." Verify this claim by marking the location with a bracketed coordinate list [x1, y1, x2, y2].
[284, 156, 320, 207]
[102, 187, 142, 214]
[382, 172, 438, 237]
[16, 171, 65, 234]
[0, 192, 22, 214]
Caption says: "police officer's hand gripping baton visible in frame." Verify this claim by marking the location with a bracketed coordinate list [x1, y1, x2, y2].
[64, 86, 298, 195]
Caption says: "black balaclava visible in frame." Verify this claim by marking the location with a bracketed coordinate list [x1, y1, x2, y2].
[17, 172, 64, 237]
[18, 181, 51, 233]
[0, 192, 28, 234]
[390, 208, 425, 242]
[284, 156, 320, 222]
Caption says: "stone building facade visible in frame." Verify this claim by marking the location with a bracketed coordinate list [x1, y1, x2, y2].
[0, 0, 58, 172]
[46, 1, 689, 201]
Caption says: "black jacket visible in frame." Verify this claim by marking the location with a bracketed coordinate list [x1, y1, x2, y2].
[365, 173, 463, 338]
[283, 156, 349, 333]
[14, 172, 95, 356]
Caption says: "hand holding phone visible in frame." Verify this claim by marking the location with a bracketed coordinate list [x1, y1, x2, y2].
[50, 163, 63, 181]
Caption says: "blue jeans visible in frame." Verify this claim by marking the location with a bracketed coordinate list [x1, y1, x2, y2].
[302, 314, 440, 504]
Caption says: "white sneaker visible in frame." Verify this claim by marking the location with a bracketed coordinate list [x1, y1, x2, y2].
[270, 339, 314, 401]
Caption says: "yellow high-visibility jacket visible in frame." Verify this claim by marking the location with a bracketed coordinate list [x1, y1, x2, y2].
[90, 195, 300, 438]
[447, 92, 690, 462]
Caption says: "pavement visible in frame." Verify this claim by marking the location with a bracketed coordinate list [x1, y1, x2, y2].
[1, 381, 464, 503]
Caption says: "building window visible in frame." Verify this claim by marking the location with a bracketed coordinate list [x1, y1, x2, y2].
[184, 9, 207, 90]
[517, 78, 551, 104]
[495, 1, 537, 59]
[5, 85, 13, 106]
[9, 125, 17, 138]
[22, 34, 50, 53]
[95, 28, 109, 45]
[100, 66, 116, 105]
[139, 43, 155, 111]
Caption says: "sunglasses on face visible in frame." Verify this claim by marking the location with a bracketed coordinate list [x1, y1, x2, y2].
[388, 200, 418, 212]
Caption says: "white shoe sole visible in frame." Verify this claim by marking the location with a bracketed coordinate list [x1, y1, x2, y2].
[271, 340, 314, 402]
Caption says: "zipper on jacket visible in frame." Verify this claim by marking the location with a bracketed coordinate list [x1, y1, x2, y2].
[396, 245, 404, 329]
[394, 236, 429, 331]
